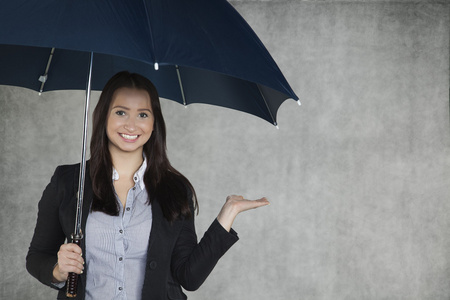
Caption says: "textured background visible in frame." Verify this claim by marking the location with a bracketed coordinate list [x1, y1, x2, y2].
[1, 1, 449, 299]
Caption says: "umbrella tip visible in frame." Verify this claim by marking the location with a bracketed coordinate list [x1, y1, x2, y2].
[154, 62, 159, 70]
[297, 100, 302, 106]
[274, 122, 279, 130]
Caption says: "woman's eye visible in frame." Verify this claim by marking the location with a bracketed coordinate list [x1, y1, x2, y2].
[115, 110, 126, 116]
[139, 112, 148, 118]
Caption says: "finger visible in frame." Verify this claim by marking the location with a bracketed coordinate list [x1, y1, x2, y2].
[245, 198, 270, 209]
[59, 244, 83, 260]
[254, 197, 270, 205]
[66, 252, 85, 264]
[226, 195, 244, 202]
[61, 243, 83, 255]
[58, 248, 84, 261]
[69, 263, 84, 274]
[57, 262, 84, 275]
[58, 247, 84, 267]
[232, 198, 269, 214]
[57, 254, 84, 273]
[242, 197, 269, 204]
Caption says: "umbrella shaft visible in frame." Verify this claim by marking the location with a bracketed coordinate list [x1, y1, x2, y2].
[66, 52, 93, 297]
[74, 52, 93, 236]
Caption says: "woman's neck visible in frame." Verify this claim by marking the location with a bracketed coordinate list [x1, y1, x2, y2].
[110, 149, 144, 178]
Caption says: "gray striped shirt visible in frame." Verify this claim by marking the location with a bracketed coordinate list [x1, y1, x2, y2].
[85, 160, 152, 299]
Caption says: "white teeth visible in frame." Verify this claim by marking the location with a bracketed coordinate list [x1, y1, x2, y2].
[120, 133, 138, 139]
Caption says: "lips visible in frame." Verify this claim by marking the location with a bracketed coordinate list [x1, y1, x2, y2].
[120, 133, 139, 140]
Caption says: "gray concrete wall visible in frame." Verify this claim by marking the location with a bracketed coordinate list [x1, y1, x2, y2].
[1, 1, 449, 299]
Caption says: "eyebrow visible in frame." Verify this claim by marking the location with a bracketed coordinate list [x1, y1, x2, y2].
[112, 105, 152, 112]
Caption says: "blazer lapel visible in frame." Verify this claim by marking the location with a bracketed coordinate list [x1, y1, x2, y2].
[147, 199, 163, 253]
[81, 164, 93, 239]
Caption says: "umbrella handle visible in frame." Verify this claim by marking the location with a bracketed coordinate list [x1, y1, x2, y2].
[65, 237, 82, 298]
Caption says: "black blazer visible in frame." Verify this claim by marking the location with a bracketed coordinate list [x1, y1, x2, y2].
[26, 163, 238, 299]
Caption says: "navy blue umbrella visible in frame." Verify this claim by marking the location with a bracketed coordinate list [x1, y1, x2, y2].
[0, 0, 298, 125]
[0, 0, 298, 296]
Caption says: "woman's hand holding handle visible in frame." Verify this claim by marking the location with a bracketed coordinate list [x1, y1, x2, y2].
[52, 243, 84, 283]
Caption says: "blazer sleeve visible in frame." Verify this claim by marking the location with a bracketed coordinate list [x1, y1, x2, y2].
[170, 200, 239, 291]
[26, 166, 69, 289]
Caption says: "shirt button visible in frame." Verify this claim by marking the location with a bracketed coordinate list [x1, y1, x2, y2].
[134, 176, 138, 181]
[132, 187, 136, 191]
[118, 287, 123, 291]
[119, 257, 123, 261]
[126, 207, 130, 211]
[119, 229, 123, 234]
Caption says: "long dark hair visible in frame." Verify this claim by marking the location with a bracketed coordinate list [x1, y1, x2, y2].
[90, 71, 198, 221]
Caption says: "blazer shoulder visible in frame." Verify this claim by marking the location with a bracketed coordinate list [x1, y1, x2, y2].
[53, 161, 92, 178]
[52, 163, 79, 183]
[54, 162, 80, 174]
[51, 161, 92, 192]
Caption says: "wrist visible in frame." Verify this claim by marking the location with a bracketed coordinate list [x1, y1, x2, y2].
[52, 263, 65, 283]
[216, 207, 238, 232]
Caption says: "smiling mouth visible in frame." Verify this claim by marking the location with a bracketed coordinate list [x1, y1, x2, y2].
[120, 133, 139, 140]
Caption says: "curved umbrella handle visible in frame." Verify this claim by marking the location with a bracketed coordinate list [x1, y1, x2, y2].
[65, 237, 82, 298]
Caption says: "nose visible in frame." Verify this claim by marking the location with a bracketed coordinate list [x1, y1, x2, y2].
[124, 119, 136, 132]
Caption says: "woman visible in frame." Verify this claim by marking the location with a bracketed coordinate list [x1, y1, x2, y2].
[26, 71, 269, 299]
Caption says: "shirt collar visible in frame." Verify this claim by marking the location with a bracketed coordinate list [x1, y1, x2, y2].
[112, 157, 147, 191]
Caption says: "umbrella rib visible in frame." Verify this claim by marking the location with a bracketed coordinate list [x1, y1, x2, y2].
[257, 84, 277, 127]
[38, 47, 55, 94]
[175, 65, 187, 106]
[142, 0, 157, 68]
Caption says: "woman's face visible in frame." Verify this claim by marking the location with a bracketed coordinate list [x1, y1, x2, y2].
[106, 87, 154, 156]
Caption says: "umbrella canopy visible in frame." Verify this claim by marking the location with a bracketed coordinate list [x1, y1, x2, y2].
[0, 0, 298, 126]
